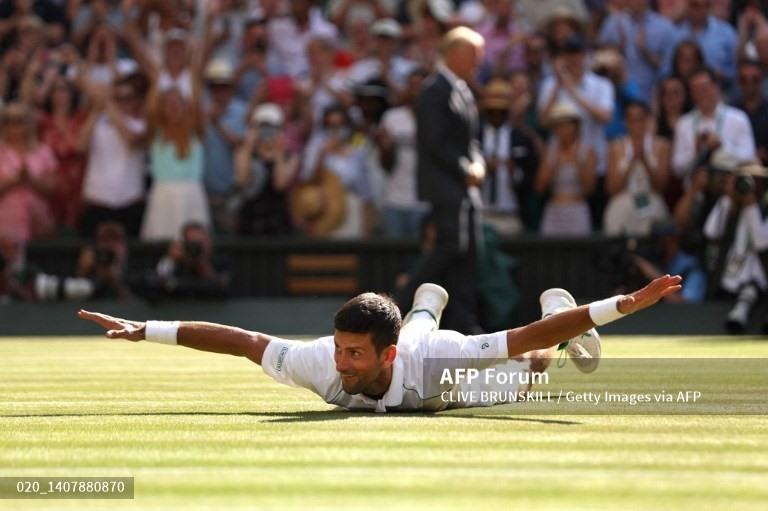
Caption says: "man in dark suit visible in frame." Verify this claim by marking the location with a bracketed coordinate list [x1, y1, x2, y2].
[397, 27, 486, 333]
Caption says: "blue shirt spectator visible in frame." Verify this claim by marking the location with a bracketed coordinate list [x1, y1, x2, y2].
[668, 13, 738, 82]
[204, 97, 248, 195]
[598, 3, 679, 103]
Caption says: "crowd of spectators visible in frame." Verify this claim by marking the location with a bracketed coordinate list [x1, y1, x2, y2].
[3, 0, 768, 328]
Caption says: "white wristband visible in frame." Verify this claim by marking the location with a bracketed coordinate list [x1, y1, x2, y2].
[588, 296, 626, 326]
[145, 321, 180, 345]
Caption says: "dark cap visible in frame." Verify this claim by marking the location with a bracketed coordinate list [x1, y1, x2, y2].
[560, 34, 587, 54]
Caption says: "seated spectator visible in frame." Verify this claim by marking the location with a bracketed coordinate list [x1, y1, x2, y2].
[233, 103, 297, 236]
[147, 222, 230, 300]
[327, 0, 392, 30]
[36, 221, 131, 301]
[404, 0, 452, 71]
[731, 59, 768, 164]
[519, 1, 588, 34]
[703, 162, 768, 332]
[507, 71, 545, 230]
[347, 18, 416, 102]
[0, 101, 56, 242]
[266, 0, 338, 79]
[669, 39, 706, 82]
[141, 84, 210, 240]
[477, 0, 528, 77]
[654, 75, 691, 142]
[535, 102, 596, 236]
[672, 67, 756, 182]
[80, 24, 125, 89]
[477, 79, 534, 237]
[376, 68, 429, 239]
[79, 75, 148, 238]
[39, 76, 86, 232]
[592, 46, 643, 141]
[538, 33, 613, 227]
[0, 45, 28, 103]
[69, 0, 125, 49]
[233, 13, 273, 102]
[302, 104, 374, 238]
[202, 59, 247, 234]
[298, 33, 351, 127]
[598, 0, 681, 104]
[604, 101, 670, 236]
[669, 0, 738, 83]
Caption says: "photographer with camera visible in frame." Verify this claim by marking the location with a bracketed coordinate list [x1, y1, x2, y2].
[152, 222, 230, 300]
[703, 160, 768, 333]
[36, 221, 130, 301]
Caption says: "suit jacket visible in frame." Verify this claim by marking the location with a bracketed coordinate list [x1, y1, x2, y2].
[416, 71, 483, 205]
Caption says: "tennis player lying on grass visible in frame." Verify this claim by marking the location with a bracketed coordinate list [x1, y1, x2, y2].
[79, 275, 681, 412]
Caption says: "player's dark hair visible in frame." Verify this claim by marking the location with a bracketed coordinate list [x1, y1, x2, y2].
[334, 293, 402, 353]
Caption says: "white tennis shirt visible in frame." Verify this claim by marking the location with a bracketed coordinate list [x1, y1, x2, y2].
[261, 329, 523, 412]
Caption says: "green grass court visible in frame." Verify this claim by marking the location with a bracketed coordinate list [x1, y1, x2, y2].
[1, 336, 767, 511]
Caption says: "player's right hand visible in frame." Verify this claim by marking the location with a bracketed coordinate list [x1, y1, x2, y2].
[617, 275, 683, 315]
[78, 310, 145, 342]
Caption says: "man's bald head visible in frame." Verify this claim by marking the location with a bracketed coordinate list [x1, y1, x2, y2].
[440, 26, 484, 81]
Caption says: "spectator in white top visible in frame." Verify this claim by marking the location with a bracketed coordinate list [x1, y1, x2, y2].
[672, 67, 756, 181]
[267, 0, 338, 79]
[78, 75, 148, 238]
[347, 18, 417, 102]
[538, 34, 614, 177]
[376, 67, 430, 239]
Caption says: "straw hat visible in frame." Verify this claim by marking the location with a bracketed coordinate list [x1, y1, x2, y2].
[290, 170, 347, 236]
[481, 79, 513, 110]
[545, 102, 581, 127]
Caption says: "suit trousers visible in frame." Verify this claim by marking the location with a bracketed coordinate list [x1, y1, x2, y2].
[397, 200, 481, 333]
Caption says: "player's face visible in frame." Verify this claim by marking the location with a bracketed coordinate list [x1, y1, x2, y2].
[333, 331, 392, 395]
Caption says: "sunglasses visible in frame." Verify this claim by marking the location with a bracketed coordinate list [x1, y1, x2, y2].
[113, 94, 136, 102]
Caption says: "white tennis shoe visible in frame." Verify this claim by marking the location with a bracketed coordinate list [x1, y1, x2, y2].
[539, 288, 601, 373]
[405, 283, 449, 325]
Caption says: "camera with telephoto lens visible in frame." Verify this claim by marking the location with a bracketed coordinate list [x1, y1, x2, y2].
[183, 241, 204, 259]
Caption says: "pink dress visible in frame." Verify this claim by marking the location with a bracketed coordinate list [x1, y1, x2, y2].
[0, 144, 57, 242]
[39, 113, 87, 228]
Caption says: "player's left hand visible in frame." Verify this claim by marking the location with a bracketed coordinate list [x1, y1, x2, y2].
[617, 274, 683, 315]
[78, 310, 145, 341]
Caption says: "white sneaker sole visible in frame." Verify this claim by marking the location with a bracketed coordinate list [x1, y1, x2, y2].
[406, 283, 449, 325]
[539, 287, 601, 373]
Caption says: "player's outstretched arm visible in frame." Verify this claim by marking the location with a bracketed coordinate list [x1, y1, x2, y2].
[505, 275, 682, 358]
[77, 311, 270, 364]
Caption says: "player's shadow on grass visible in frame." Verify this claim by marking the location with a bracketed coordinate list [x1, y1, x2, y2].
[1, 410, 580, 425]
